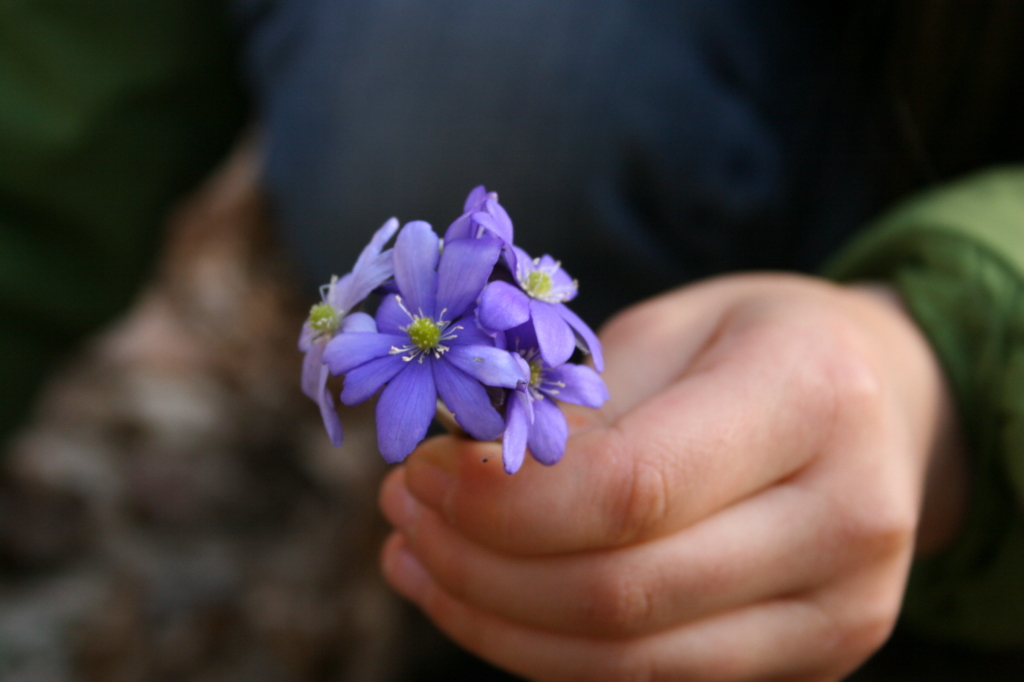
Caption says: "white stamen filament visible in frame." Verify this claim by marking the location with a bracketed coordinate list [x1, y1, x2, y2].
[388, 296, 461, 362]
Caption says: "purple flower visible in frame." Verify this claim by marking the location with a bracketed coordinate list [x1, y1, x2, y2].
[299, 218, 400, 446]
[444, 185, 514, 244]
[477, 245, 604, 372]
[323, 221, 527, 463]
[501, 325, 609, 474]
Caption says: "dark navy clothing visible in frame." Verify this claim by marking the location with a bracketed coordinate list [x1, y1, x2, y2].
[240, 0, 879, 324]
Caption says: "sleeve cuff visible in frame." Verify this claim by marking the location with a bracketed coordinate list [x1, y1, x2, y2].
[824, 166, 1024, 646]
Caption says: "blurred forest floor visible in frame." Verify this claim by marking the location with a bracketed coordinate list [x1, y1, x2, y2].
[0, 141, 458, 682]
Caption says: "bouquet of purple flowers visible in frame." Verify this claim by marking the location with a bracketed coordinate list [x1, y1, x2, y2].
[298, 187, 609, 474]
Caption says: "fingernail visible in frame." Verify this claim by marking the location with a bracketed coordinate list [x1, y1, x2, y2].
[382, 535, 429, 601]
[380, 472, 421, 532]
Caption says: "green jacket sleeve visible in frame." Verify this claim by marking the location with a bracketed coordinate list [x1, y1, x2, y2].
[826, 167, 1024, 647]
[0, 1, 247, 443]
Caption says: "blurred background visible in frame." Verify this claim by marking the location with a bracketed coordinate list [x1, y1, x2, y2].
[2, 1, 1024, 680]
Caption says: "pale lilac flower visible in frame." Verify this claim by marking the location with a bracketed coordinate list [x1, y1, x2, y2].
[444, 185, 514, 244]
[323, 221, 526, 463]
[477, 245, 604, 371]
[502, 324, 609, 474]
[299, 217, 400, 445]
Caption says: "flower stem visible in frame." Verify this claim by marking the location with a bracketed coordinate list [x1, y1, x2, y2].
[434, 400, 469, 438]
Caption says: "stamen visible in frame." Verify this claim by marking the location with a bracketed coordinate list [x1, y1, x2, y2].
[525, 271, 553, 299]
[517, 259, 578, 304]
[394, 296, 416, 322]
[308, 302, 341, 339]
[318, 275, 339, 302]
[528, 360, 544, 388]
[407, 317, 443, 350]
[539, 376, 566, 398]
[388, 299, 461, 362]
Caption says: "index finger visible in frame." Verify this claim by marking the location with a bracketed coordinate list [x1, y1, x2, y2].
[402, 290, 853, 555]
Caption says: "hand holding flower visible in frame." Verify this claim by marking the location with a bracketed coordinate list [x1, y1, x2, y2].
[380, 274, 968, 681]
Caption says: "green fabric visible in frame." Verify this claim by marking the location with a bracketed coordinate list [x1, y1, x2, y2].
[0, 1, 247, 442]
[827, 167, 1024, 647]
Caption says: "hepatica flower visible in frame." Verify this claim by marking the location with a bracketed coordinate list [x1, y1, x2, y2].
[444, 185, 514, 244]
[303, 188, 609, 473]
[502, 324, 609, 474]
[477, 246, 604, 371]
[323, 221, 526, 463]
[299, 218, 399, 445]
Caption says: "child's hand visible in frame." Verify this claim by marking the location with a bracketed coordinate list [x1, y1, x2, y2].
[379, 273, 966, 681]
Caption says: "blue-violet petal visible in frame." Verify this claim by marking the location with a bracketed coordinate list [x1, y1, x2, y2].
[502, 391, 531, 474]
[393, 221, 439, 316]
[530, 300, 576, 368]
[338, 217, 399, 310]
[446, 345, 527, 389]
[446, 315, 496, 347]
[478, 281, 530, 331]
[544, 364, 609, 408]
[317, 369, 344, 447]
[375, 294, 410, 335]
[483, 197, 514, 244]
[324, 332, 406, 375]
[376, 361, 437, 463]
[341, 312, 378, 333]
[433, 359, 505, 442]
[340, 353, 407, 406]
[463, 185, 488, 212]
[555, 304, 604, 373]
[302, 341, 326, 400]
[437, 236, 502, 320]
[528, 398, 568, 466]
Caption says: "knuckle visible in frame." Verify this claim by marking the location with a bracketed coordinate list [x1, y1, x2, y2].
[810, 334, 883, 420]
[855, 613, 898, 659]
[435, 555, 472, 602]
[834, 491, 915, 561]
[607, 453, 670, 545]
[868, 508, 915, 557]
[843, 593, 901, 661]
[580, 570, 655, 636]
[814, 579, 904, 669]
[764, 315, 887, 458]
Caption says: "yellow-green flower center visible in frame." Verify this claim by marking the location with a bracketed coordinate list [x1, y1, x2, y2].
[309, 302, 340, 336]
[524, 271, 553, 299]
[529, 360, 544, 388]
[407, 317, 443, 350]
